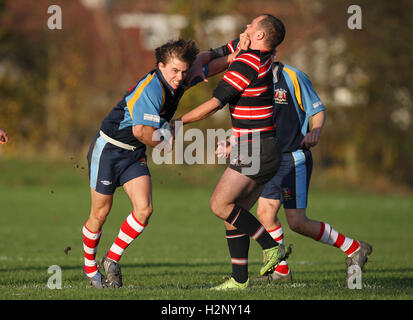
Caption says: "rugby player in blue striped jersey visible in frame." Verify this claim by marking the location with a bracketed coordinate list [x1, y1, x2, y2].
[82, 39, 200, 288]
[256, 63, 372, 283]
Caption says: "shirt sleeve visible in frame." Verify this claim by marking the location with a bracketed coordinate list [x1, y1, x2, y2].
[209, 38, 240, 59]
[297, 70, 326, 117]
[213, 51, 259, 106]
[126, 76, 164, 129]
[187, 64, 209, 88]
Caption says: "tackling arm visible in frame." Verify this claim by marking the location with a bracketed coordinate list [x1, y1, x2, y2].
[175, 97, 222, 125]
[186, 35, 250, 85]
[207, 52, 238, 77]
[185, 51, 213, 85]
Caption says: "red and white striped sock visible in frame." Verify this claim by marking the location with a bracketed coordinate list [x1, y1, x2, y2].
[82, 224, 102, 278]
[107, 212, 146, 262]
[268, 225, 284, 245]
[268, 225, 290, 276]
[316, 222, 360, 256]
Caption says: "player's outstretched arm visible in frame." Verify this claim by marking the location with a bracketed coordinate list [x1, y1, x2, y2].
[185, 51, 212, 85]
[206, 54, 236, 78]
[174, 97, 221, 126]
[186, 34, 251, 85]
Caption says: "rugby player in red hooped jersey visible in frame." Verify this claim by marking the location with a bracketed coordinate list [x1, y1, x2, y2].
[172, 14, 287, 290]
[188, 18, 372, 286]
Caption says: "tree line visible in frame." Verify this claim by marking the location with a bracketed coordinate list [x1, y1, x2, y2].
[0, 0, 412, 187]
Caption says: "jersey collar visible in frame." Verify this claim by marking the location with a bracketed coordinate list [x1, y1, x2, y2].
[272, 62, 284, 83]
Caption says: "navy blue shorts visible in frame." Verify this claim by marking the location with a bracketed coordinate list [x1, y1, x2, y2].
[260, 149, 313, 209]
[86, 134, 150, 195]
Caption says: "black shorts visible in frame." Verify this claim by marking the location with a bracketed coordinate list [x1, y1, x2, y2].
[229, 135, 281, 185]
[86, 134, 150, 195]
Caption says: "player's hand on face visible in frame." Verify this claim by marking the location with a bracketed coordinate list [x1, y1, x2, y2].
[239, 33, 251, 51]
[300, 128, 321, 149]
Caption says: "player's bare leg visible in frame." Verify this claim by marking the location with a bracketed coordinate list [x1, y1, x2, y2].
[210, 168, 280, 254]
[257, 197, 282, 231]
[85, 189, 113, 232]
[100, 175, 153, 288]
[82, 189, 113, 288]
[263, 205, 371, 280]
[210, 168, 282, 290]
[256, 197, 292, 282]
[123, 174, 153, 225]
[215, 183, 265, 289]
[210, 167, 258, 221]
[284, 208, 322, 238]
[257, 199, 321, 244]
[285, 209, 372, 279]
[224, 182, 265, 231]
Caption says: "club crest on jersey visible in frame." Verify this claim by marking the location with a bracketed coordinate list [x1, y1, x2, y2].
[274, 88, 288, 104]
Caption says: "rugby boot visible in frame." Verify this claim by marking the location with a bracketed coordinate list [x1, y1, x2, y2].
[253, 246, 293, 283]
[345, 240, 373, 281]
[269, 244, 293, 281]
[83, 267, 107, 289]
[270, 268, 293, 282]
[98, 255, 122, 288]
[254, 265, 293, 283]
[260, 245, 283, 276]
[211, 277, 250, 291]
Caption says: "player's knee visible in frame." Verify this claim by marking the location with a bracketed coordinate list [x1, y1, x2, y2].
[256, 204, 271, 221]
[286, 211, 307, 233]
[288, 220, 302, 233]
[256, 200, 278, 222]
[133, 204, 153, 224]
[90, 207, 110, 226]
[209, 198, 220, 217]
[209, 198, 227, 220]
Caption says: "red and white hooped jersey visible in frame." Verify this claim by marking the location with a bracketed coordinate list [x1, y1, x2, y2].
[212, 39, 275, 138]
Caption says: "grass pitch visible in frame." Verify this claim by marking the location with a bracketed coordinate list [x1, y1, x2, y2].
[0, 157, 412, 300]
